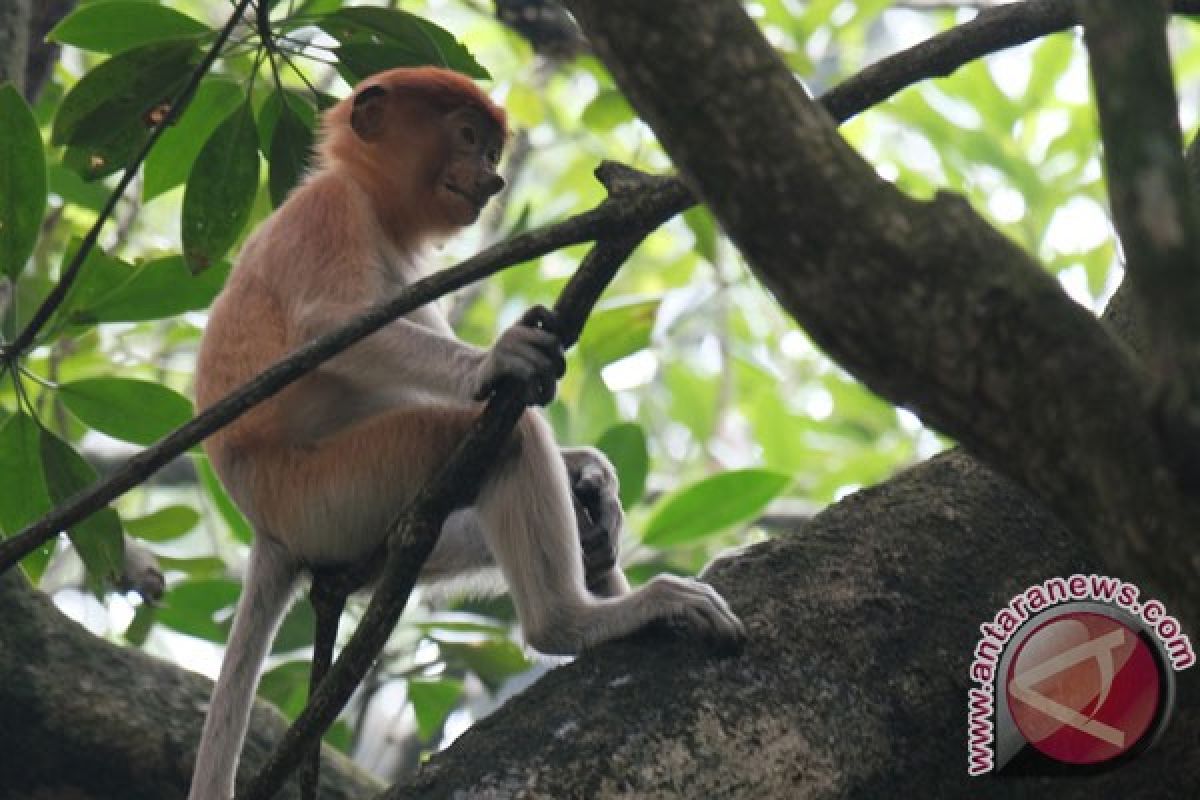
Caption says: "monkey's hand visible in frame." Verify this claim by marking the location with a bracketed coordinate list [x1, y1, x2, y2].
[563, 447, 630, 597]
[472, 305, 566, 406]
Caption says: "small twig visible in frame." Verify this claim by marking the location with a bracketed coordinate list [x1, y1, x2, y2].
[822, 0, 1200, 124]
[4, 0, 255, 359]
[238, 222, 646, 800]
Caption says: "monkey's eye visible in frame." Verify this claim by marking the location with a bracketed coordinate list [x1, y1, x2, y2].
[460, 126, 477, 145]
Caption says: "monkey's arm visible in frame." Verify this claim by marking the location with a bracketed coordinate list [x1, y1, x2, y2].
[296, 304, 565, 403]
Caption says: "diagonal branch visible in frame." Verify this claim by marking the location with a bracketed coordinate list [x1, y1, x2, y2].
[238, 183, 649, 800]
[823, 0, 1200, 124]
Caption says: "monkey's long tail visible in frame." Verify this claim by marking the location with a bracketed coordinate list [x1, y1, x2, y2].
[189, 534, 297, 800]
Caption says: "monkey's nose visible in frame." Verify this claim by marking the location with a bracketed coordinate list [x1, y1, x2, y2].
[483, 174, 505, 197]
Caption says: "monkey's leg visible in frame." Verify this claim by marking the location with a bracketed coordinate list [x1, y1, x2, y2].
[474, 411, 744, 655]
[189, 535, 298, 800]
[420, 509, 497, 581]
[248, 407, 742, 659]
[425, 503, 624, 597]
[242, 408, 485, 567]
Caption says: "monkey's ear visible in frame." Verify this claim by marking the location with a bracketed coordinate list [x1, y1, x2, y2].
[351, 85, 388, 140]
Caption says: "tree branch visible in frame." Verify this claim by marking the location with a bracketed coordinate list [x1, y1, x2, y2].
[239, 170, 653, 800]
[560, 0, 1200, 621]
[25, 0, 76, 102]
[823, 0, 1200, 124]
[0, 570, 380, 800]
[1078, 0, 1200, 488]
[0, 0, 31, 94]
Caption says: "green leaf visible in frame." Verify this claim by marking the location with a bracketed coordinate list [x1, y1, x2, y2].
[268, 93, 315, 207]
[50, 239, 137, 329]
[1027, 34, 1075, 109]
[124, 603, 155, 645]
[683, 206, 717, 265]
[437, 640, 530, 691]
[0, 413, 55, 581]
[664, 362, 718, 444]
[53, 40, 199, 180]
[595, 423, 648, 508]
[323, 7, 490, 80]
[124, 505, 199, 542]
[505, 83, 543, 128]
[0, 84, 47, 280]
[272, 598, 316, 654]
[641, 469, 791, 547]
[145, 78, 244, 200]
[158, 578, 240, 641]
[257, 89, 316, 160]
[578, 299, 660, 367]
[574, 370, 618, 443]
[258, 660, 311, 716]
[182, 100, 260, 272]
[156, 554, 226, 577]
[408, 677, 463, 741]
[76, 255, 231, 323]
[39, 428, 124, 590]
[49, 2, 209, 54]
[412, 611, 509, 636]
[47, 163, 110, 211]
[197, 455, 253, 544]
[581, 89, 634, 132]
[59, 377, 193, 446]
[295, 0, 343, 15]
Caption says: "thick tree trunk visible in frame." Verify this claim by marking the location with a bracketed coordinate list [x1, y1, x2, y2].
[0, 0, 31, 94]
[384, 451, 1198, 799]
[0, 570, 380, 800]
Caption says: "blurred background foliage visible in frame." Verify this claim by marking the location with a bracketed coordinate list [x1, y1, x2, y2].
[1, 0, 1192, 782]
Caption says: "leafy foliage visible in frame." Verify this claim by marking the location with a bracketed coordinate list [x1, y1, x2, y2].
[181, 100, 260, 272]
[49, 2, 209, 55]
[0, 85, 46, 281]
[53, 39, 200, 180]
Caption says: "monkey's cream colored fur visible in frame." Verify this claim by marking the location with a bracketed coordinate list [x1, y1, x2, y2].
[188, 68, 742, 800]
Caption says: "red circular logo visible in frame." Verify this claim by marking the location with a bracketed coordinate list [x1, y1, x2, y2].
[1006, 612, 1161, 765]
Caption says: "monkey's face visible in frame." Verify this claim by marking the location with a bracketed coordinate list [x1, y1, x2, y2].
[435, 106, 506, 227]
[346, 73, 508, 233]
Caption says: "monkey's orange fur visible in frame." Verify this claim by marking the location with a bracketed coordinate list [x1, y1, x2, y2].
[188, 67, 741, 800]
[195, 69, 506, 563]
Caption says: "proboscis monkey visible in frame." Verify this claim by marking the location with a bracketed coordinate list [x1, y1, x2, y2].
[188, 67, 744, 800]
